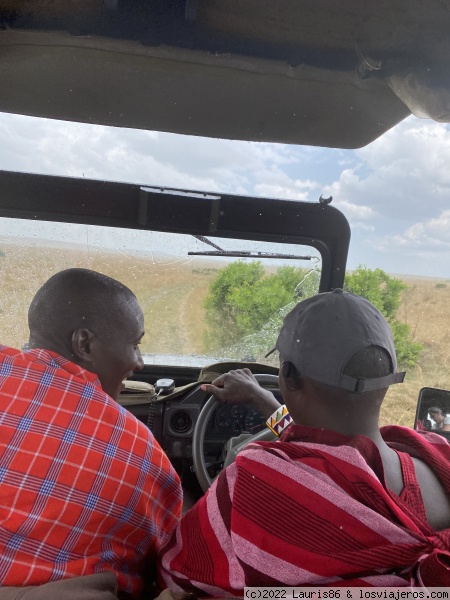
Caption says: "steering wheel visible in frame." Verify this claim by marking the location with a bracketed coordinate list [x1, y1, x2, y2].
[192, 374, 279, 492]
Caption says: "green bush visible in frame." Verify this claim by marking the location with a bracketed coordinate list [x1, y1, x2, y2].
[344, 266, 422, 369]
[388, 320, 423, 369]
[204, 261, 421, 370]
[203, 261, 319, 353]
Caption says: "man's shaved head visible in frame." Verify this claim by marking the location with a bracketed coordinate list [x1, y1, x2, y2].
[28, 268, 136, 351]
[28, 269, 145, 399]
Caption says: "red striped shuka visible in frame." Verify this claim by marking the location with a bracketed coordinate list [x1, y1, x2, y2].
[159, 424, 450, 596]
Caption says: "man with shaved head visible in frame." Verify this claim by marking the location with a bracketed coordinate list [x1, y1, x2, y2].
[28, 269, 145, 402]
[0, 269, 182, 598]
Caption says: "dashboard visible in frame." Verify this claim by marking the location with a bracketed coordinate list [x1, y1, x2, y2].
[127, 384, 267, 458]
[121, 372, 278, 497]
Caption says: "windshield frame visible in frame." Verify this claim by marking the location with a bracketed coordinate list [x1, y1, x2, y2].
[0, 169, 350, 292]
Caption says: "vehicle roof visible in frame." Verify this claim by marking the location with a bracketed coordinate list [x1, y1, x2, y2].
[1, 0, 450, 149]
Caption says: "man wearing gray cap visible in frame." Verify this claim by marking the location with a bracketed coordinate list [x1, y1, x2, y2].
[159, 290, 450, 592]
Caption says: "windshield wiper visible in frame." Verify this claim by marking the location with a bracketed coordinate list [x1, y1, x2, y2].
[189, 235, 313, 260]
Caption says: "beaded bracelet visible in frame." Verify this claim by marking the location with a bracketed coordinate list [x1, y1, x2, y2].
[266, 405, 293, 436]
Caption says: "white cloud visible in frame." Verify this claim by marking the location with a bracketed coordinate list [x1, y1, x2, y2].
[359, 119, 450, 181]
[322, 172, 375, 221]
[0, 112, 325, 206]
[373, 210, 450, 253]
[254, 178, 319, 201]
[351, 222, 375, 232]
[0, 113, 316, 196]
[324, 117, 450, 224]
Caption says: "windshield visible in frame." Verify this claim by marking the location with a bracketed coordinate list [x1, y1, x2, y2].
[0, 219, 320, 367]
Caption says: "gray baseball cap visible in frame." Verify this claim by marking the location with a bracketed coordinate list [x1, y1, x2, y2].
[268, 288, 405, 393]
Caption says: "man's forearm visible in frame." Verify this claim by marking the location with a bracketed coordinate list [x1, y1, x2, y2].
[250, 387, 282, 419]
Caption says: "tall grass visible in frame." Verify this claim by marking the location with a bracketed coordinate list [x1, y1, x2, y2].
[381, 279, 450, 426]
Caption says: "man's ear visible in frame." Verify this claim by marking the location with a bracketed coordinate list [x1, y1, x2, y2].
[280, 361, 302, 391]
[72, 328, 96, 364]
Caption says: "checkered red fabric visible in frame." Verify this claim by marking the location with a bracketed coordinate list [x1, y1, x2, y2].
[0, 345, 182, 596]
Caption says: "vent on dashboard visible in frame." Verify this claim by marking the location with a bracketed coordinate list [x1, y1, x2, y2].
[169, 410, 192, 434]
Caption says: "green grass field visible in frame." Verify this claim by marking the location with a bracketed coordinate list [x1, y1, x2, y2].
[2, 238, 449, 428]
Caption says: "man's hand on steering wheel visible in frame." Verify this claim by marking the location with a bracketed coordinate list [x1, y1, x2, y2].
[200, 368, 281, 419]
[194, 370, 281, 491]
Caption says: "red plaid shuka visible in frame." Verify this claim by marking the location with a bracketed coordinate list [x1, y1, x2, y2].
[0, 345, 182, 596]
[159, 424, 450, 595]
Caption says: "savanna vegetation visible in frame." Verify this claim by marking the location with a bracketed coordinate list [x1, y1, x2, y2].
[204, 261, 421, 371]
[203, 262, 319, 353]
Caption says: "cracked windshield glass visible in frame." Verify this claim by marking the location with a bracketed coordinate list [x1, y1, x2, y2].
[1, 219, 321, 368]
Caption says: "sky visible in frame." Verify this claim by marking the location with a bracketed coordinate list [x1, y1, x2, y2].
[1, 111, 450, 278]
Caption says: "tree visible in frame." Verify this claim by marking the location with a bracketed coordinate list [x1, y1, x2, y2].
[344, 266, 422, 368]
[204, 261, 421, 369]
[204, 261, 266, 346]
[203, 261, 319, 353]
